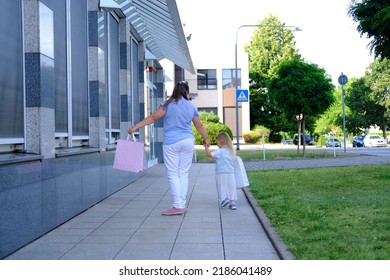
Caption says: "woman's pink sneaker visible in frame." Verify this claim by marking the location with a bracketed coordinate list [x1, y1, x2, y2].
[161, 207, 188, 215]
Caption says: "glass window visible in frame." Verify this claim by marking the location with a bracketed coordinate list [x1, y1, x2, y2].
[45, 0, 68, 135]
[131, 39, 140, 125]
[44, 0, 89, 147]
[197, 69, 217, 90]
[222, 68, 241, 89]
[70, 0, 89, 138]
[103, 13, 120, 144]
[0, 0, 24, 143]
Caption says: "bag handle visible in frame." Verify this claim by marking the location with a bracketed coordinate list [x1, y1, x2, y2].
[127, 133, 137, 142]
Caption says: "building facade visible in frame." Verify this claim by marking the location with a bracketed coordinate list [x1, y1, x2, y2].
[0, 0, 193, 258]
[182, 59, 251, 142]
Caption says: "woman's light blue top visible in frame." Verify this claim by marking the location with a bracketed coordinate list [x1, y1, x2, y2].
[161, 98, 199, 145]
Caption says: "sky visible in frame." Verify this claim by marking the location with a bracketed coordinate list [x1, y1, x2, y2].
[176, 0, 375, 86]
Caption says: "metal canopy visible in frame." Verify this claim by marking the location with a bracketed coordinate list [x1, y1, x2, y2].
[115, 0, 194, 73]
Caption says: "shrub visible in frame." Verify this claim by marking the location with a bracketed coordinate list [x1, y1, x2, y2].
[318, 136, 327, 146]
[243, 131, 261, 143]
[193, 122, 233, 145]
[253, 125, 270, 136]
[199, 111, 219, 123]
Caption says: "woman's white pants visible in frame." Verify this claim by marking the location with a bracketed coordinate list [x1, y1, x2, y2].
[163, 138, 194, 208]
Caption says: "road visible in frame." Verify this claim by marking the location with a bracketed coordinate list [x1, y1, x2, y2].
[236, 143, 390, 156]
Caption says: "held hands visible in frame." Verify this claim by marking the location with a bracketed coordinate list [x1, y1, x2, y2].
[204, 141, 212, 157]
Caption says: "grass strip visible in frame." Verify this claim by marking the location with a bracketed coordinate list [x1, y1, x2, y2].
[247, 165, 390, 259]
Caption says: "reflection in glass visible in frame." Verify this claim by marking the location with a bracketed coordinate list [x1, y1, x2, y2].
[222, 68, 241, 89]
[39, 2, 54, 58]
[0, 0, 24, 140]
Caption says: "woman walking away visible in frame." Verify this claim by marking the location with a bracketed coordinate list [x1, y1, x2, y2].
[204, 132, 237, 210]
[128, 81, 210, 215]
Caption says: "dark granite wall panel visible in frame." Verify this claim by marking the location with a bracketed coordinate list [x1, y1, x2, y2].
[120, 95, 128, 122]
[0, 179, 42, 258]
[24, 53, 54, 109]
[81, 153, 102, 207]
[89, 81, 100, 117]
[0, 151, 142, 259]
[88, 11, 98, 47]
[56, 156, 83, 223]
[120, 42, 127, 70]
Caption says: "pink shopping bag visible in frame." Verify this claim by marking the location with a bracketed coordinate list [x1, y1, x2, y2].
[113, 134, 144, 173]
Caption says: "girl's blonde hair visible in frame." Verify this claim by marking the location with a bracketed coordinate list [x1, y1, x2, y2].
[216, 132, 235, 155]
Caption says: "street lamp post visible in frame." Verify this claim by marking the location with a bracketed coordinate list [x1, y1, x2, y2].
[234, 24, 301, 150]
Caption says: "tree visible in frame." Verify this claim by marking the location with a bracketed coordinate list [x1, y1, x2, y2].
[365, 58, 390, 112]
[348, 0, 390, 59]
[267, 59, 335, 154]
[314, 89, 346, 136]
[346, 58, 390, 137]
[245, 15, 301, 134]
[314, 81, 359, 136]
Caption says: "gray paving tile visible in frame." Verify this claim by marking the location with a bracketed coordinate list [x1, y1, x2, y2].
[60, 243, 124, 260]
[224, 243, 280, 260]
[90, 228, 137, 236]
[128, 233, 177, 244]
[5, 243, 75, 260]
[176, 228, 222, 244]
[45, 228, 95, 236]
[80, 235, 130, 244]
[170, 243, 224, 260]
[32, 234, 86, 244]
[115, 243, 173, 260]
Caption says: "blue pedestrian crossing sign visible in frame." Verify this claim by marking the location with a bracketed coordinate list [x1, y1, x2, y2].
[236, 89, 249, 102]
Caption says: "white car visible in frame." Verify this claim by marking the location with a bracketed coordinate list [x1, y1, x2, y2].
[363, 135, 387, 147]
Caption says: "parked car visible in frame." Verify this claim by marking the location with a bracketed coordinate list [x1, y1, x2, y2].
[363, 135, 387, 147]
[281, 139, 293, 145]
[352, 136, 365, 147]
[325, 138, 342, 147]
[293, 134, 314, 145]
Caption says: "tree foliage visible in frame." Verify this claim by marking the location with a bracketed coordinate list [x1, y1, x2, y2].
[267, 59, 334, 154]
[245, 15, 301, 133]
[345, 58, 390, 136]
[267, 60, 335, 119]
[348, 0, 390, 59]
[246, 15, 301, 81]
[314, 85, 349, 136]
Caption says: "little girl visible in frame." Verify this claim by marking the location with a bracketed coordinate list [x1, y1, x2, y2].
[205, 132, 237, 210]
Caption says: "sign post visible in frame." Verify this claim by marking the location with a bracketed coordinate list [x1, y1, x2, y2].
[338, 73, 348, 153]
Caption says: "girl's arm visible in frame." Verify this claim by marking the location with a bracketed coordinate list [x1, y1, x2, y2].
[204, 145, 212, 157]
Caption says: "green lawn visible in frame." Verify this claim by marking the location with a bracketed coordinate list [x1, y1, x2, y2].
[247, 165, 390, 259]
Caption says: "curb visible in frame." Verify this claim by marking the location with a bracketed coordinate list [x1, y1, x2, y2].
[242, 187, 295, 260]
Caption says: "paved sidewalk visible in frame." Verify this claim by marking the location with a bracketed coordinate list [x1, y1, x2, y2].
[5, 163, 280, 260]
[5, 154, 389, 260]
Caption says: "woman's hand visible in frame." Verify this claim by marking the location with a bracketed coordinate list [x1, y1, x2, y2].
[128, 127, 136, 134]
